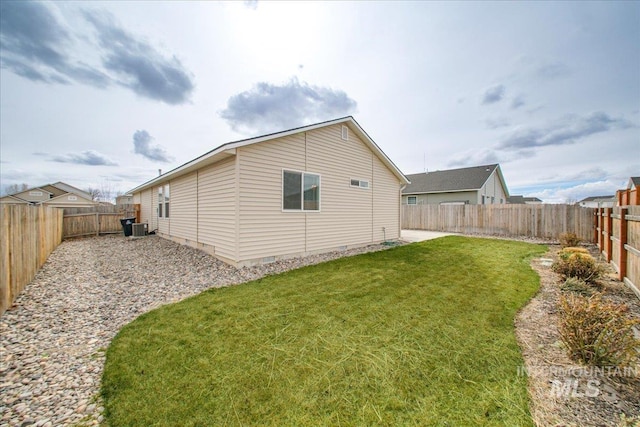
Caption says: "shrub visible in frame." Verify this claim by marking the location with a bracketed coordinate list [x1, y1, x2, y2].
[561, 277, 595, 296]
[559, 232, 581, 248]
[552, 252, 602, 283]
[558, 293, 640, 367]
[558, 246, 590, 260]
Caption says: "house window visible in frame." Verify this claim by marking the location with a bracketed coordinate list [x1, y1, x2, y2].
[350, 178, 369, 189]
[283, 170, 320, 211]
[491, 196, 495, 204]
[341, 125, 349, 140]
[407, 196, 417, 205]
[68, 196, 77, 201]
[29, 191, 42, 196]
[157, 187, 163, 217]
[481, 196, 485, 205]
[164, 184, 170, 218]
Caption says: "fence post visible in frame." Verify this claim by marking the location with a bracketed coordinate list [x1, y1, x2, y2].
[604, 208, 612, 262]
[593, 209, 598, 245]
[96, 212, 100, 236]
[618, 207, 628, 282]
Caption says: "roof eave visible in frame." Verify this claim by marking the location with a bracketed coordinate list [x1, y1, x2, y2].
[129, 116, 409, 193]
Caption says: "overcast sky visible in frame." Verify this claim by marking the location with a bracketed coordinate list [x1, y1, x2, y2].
[1, 1, 638, 202]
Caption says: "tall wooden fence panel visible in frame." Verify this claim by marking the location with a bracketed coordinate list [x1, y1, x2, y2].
[402, 204, 595, 242]
[0, 205, 63, 316]
[596, 205, 640, 298]
[63, 213, 123, 239]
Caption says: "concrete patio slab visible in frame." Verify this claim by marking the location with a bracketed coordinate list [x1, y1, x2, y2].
[401, 229, 458, 242]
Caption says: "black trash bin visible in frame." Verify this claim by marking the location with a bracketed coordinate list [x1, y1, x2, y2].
[120, 217, 136, 237]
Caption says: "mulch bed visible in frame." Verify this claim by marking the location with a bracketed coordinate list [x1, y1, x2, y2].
[516, 244, 640, 426]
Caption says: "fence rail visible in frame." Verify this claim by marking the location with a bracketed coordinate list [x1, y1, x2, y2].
[402, 204, 595, 241]
[596, 205, 640, 298]
[1, 205, 63, 316]
[63, 212, 124, 239]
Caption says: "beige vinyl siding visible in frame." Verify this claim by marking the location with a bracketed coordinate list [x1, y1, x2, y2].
[41, 194, 95, 207]
[197, 157, 237, 261]
[151, 188, 159, 232]
[237, 134, 306, 261]
[139, 189, 153, 228]
[14, 189, 51, 203]
[169, 172, 197, 242]
[133, 193, 141, 205]
[373, 155, 401, 241]
[305, 125, 373, 251]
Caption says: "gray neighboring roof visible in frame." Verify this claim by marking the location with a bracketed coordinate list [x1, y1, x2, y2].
[403, 164, 504, 194]
[578, 195, 615, 203]
[507, 195, 542, 204]
[629, 177, 640, 188]
[507, 195, 525, 204]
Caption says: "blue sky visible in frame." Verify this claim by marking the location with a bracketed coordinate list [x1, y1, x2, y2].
[1, 1, 638, 202]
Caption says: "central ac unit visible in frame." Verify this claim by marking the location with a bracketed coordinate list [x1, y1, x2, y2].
[132, 223, 147, 237]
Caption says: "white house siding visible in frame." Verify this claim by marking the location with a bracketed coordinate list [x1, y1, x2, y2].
[169, 172, 198, 243]
[133, 193, 141, 205]
[197, 157, 237, 261]
[479, 172, 507, 204]
[373, 155, 401, 241]
[237, 134, 306, 261]
[305, 125, 374, 252]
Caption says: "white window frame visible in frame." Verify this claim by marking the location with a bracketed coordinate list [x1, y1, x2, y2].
[157, 186, 163, 218]
[164, 184, 170, 218]
[282, 169, 321, 212]
[341, 125, 349, 140]
[350, 178, 370, 189]
[68, 195, 77, 201]
[407, 196, 417, 205]
[29, 191, 43, 196]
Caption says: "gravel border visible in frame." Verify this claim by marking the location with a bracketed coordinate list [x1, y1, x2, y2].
[0, 235, 399, 426]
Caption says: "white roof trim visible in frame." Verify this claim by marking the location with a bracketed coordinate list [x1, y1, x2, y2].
[129, 116, 409, 193]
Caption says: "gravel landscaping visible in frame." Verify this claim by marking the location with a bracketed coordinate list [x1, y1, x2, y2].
[0, 235, 396, 426]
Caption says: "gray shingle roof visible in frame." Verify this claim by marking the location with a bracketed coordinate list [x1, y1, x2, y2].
[578, 195, 615, 203]
[403, 164, 499, 194]
[629, 177, 640, 188]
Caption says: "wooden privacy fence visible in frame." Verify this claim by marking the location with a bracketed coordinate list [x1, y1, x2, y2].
[63, 212, 124, 239]
[1, 204, 63, 316]
[595, 205, 640, 298]
[402, 204, 595, 242]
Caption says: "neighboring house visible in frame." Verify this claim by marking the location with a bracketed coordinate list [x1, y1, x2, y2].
[402, 164, 509, 205]
[0, 195, 30, 205]
[41, 192, 98, 208]
[116, 195, 133, 206]
[129, 116, 409, 267]
[507, 195, 543, 204]
[47, 182, 93, 201]
[578, 195, 615, 208]
[1, 181, 96, 206]
[5, 187, 55, 204]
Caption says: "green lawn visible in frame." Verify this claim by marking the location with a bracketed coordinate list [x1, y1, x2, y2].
[101, 236, 546, 426]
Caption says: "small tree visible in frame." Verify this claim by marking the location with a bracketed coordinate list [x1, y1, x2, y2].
[4, 183, 30, 196]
